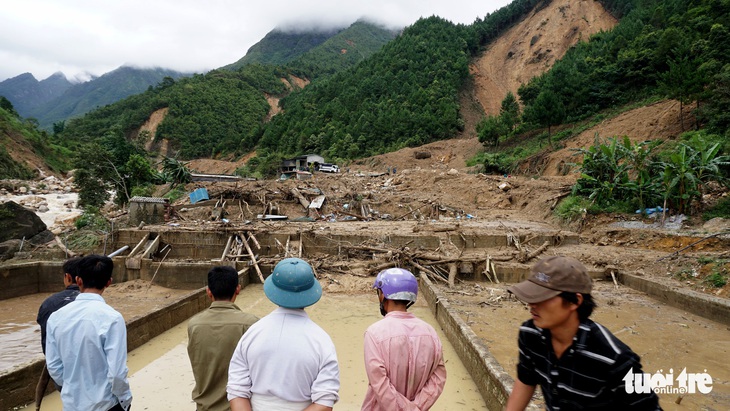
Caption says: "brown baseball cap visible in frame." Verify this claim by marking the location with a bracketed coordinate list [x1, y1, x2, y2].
[508, 256, 592, 303]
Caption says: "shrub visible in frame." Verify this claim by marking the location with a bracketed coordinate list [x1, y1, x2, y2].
[554, 195, 591, 223]
[75, 207, 108, 231]
[163, 187, 186, 202]
[704, 272, 728, 288]
[703, 196, 730, 220]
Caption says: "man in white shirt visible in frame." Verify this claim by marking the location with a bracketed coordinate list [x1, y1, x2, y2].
[227, 258, 340, 411]
[46, 254, 132, 411]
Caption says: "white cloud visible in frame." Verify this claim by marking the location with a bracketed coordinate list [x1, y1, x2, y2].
[0, 0, 511, 82]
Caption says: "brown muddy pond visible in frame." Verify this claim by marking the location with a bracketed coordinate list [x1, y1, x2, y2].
[23, 284, 488, 410]
[440, 280, 730, 411]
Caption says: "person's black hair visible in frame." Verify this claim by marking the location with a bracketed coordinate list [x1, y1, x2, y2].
[559, 292, 596, 321]
[207, 266, 239, 300]
[62, 257, 82, 280]
[76, 254, 114, 290]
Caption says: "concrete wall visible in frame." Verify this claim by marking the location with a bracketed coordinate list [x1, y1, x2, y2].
[0, 261, 67, 300]
[113, 229, 231, 261]
[418, 275, 541, 411]
[617, 271, 730, 327]
[111, 229, 577, 262]
[0, 269, 250, 411]
[128, 201, 168, 226]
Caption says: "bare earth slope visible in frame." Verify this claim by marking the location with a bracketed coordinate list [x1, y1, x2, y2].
[471, 0, 617, 116]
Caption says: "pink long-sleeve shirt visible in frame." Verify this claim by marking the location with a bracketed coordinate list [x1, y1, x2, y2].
[361, 311, 447, 411]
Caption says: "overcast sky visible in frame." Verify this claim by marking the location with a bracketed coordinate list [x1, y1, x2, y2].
[0, 0, 512, 83]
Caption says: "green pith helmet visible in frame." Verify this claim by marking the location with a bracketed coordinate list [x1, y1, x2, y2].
[263, 258, 322, 309]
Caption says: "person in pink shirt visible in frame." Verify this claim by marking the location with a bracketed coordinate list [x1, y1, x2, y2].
[361, 268, 446, 411]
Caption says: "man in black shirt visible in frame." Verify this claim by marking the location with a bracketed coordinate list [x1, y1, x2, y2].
[505, 255, 662, 410]
[35, 257, 81, 409]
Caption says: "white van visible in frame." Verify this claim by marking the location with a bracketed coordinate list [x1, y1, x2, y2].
[319, 163, 340, 173]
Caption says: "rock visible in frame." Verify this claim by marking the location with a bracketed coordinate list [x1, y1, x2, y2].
[0, 239, 22, 261]
[0, 201, 48, 242]
[498, 182, 511, 191]
[18, 186, 28, 194]
[702, 217, 730, 232]
[414, 151, 432, 159]
[447, 168, 459, 175]
[29, 230, 55, 245]
[37, 205, 49, 213]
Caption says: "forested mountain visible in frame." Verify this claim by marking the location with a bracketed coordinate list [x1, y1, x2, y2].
[11, 0, 730, 189]
[0, 72, 72, 118]
[284, 20, 399, 80]
[58, 21, 400, 158]
[224, 20, 398, 78]
[27, 66, 191, 130]
[517, 0, 730, 136]
[223, 27, 342, 70]
[259, 16, 471, 159]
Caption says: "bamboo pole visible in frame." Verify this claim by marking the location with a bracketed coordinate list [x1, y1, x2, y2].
[240, 233, 264, 283]
[220, 235, 234, 261]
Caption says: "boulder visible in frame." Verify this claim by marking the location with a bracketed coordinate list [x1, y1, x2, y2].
[0, 239, 22, 261]
[0, 201, 48, 243]
[415, 151, 432, 159]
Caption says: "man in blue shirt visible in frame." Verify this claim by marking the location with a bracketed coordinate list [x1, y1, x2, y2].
[46, 254, 133, 411]
[35, 257, 81, 409]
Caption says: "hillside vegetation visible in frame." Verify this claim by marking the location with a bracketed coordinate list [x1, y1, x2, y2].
[0, 72, 71, 118]
[57, 21, 397, 159]
[223, 28, 342, 70]
[0, 98, 70, 179]
[28, 67, 190, 130]
[3, 0, 730, 219]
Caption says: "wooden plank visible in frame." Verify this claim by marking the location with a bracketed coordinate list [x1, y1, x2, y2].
[142, 236, 161, 259]
[220, 235, 234, 261]
[247, 231, 261, 250]
[241, 233, 264, 283]
[127, 233, 149, 258]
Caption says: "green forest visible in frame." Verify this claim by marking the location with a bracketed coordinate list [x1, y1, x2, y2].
[3, 0, 730, 216]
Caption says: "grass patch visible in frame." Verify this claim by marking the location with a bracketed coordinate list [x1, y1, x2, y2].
[703, 271, 728, 288]
[554, 195, 591, 223]
[65, 230, 102, 251]
[163, 186, 186, 202]
[703, 196, 730, 221]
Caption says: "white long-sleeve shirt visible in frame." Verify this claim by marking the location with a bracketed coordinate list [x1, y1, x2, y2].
[227, 307, 340, 408]
[46, 293, 132, 411]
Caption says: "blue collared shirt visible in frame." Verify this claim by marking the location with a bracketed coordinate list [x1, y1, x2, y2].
[46, 293, 133, 411]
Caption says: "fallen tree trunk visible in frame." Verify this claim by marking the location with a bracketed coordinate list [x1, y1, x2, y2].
[290, 188, 310, 209]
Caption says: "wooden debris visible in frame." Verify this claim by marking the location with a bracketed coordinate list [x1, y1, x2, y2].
[610, 271, 619, 289]
[247, 232, 261, 250]
[290, 187, 311, 209]
[240, 232, 264, 283]
[448, 263, 457, 288]
[518, 240, 550, 263]
[55, 236, 77, 257]
[220, 235, 234, 262]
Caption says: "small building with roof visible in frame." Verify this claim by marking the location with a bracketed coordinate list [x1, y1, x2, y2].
[129, 196, 170, 226]
[280, 154, 325, 174]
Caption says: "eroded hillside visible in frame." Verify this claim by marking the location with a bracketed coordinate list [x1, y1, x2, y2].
[471, 0, 617, 116]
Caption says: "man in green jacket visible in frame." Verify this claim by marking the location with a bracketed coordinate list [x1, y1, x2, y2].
[187, 266, 258, 411]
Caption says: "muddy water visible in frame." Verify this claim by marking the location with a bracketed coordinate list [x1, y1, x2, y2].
[0, 282, 190, 375]
[446, 281, 730, 411]
[26, 285, 488, 410]
[0, 293, 51, 373]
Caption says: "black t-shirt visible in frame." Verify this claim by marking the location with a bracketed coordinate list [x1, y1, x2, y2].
[516, 319, 662, 410]
[37, 285, 80, 353]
